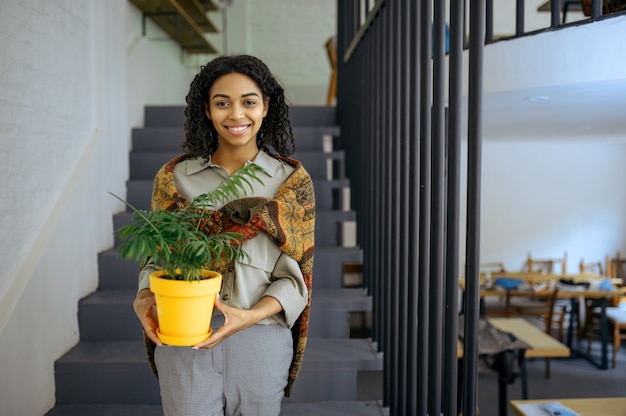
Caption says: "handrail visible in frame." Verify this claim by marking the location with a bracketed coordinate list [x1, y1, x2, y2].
[342, 0, 617, 64]
[343, 0, 385, 63]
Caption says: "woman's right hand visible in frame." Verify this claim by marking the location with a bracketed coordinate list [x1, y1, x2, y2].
[133, 289, 163, 345]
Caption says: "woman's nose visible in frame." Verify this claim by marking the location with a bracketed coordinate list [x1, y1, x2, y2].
[228, 104, 244, 120]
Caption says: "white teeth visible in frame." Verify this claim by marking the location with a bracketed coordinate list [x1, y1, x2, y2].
[229, 126, 247, 132]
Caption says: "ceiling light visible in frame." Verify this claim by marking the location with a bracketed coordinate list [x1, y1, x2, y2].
[524, 95, 550, 102]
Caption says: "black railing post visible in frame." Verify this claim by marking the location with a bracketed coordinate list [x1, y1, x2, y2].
[407, 0, 421, 414]
[417, 0, 432, 414]
[429, 0, 447, 414]
[485, 0, 494, 42]
[592, 0, 602, 18]
[551, 0, 560, 28]
[462, 0, 485, 415]
[516, 0, 525, 35]
[443, 0, 464, 415]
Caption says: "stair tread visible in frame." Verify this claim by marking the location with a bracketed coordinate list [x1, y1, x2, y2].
[281, 401, 383, 416]
[84, 287, 370, 307]
[57, 340, 148, 364]
[46, 401, 383, 416]
[45, 404, 164, 416]
[57, 338, 381, 368]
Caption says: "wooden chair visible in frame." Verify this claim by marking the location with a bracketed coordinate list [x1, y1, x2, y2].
[508, 288, 561, 378]
[325, 36, 337, 106]
[525, 251, 567, 275]
[606, 252, 626, 284]
[478, 262, 508, 316]
[579, 259, 603, 275]
[584, 252, 626, 367]
[517, 252, 568, 330]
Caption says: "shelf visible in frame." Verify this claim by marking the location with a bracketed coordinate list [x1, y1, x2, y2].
[130, 0, 220, 54]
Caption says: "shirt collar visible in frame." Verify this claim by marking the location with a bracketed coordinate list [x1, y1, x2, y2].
[184, 150, 280, 178]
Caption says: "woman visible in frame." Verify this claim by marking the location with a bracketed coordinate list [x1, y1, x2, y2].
[133, 54, 315, 416]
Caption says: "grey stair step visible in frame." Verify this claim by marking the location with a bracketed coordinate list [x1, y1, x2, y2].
[144, 105, 336, 128]
[79, 288, 371, 340]
[113, 209, 356, 247]
[132, 125, 340, 152]
[315, 210, 357, 246]
[280, 401, 383, 416]
[45, 404, 164, 416]
[55, 338, 380, 404]
[128, 150, 345, 181]
[97, 249, 140, 290]
[45, 401, 383, 416]
[97, 245, 362, 291]
[283, 338, 382, 402]
[289, 106, 337, 126]
[124, 178, 351, 211]
[78, 290, 142, 341]
[309, 288, 372, 338]
[54, 341, 161, 404]
[144, 106, 185, 127]
[313, 246, 363, 289]
[301, 338, 382, 371]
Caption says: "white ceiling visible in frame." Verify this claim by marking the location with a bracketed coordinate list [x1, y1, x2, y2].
[468, 15, 626, 142]
[480, 78, 626, 141]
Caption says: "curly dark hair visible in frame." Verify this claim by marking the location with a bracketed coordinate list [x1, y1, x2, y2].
[182, 54, 295, 160]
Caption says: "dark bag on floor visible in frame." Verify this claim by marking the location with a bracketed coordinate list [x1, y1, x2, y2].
[459, 315, 529, 384]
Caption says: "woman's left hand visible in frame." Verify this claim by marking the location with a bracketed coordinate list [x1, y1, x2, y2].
[192, 296, 282, 349]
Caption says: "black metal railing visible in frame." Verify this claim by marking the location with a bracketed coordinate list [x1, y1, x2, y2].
[335, 1, 610, 415]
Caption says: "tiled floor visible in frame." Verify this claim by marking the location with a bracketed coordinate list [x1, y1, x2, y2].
[355, 329, 626, 416]
[477, 339, 626, 416]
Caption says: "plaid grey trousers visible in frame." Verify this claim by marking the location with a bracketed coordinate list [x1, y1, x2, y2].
[154, 317, 292, 416]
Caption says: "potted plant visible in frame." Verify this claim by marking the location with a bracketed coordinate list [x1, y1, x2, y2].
[109, 163, 266, 346]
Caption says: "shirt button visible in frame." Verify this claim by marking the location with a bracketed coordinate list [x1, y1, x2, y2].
[222, 294, 229, 301]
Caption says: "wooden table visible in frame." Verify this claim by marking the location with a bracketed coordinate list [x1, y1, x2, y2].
[461, 273, 623, 368]
[458, 318, 570, 358]
[458, 318, 570, 416]
[511, 397, 626, 416]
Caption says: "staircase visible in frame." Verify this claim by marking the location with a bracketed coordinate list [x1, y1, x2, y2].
[45, 106, 383, 416]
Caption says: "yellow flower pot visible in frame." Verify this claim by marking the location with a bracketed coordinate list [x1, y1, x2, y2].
[150, 270, 222, 346]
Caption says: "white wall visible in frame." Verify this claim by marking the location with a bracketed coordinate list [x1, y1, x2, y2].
[0, 1, 129, 414]
[458, 140, 626, 274]
[0, 0, 623, 413]
[126, 2, 197, 128]
[193, 0, 337, 106]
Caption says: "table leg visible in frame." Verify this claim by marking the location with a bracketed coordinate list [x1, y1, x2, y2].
[566, 297, 577, 348]
[566, 295, 610, 370]
[599, 297, 608, 369]
[520, 351, 528, 399]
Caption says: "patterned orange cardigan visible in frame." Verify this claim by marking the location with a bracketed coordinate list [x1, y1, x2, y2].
[143, 153, 315, 397]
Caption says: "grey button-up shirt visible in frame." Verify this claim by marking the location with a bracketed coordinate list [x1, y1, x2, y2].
[138, 151, 308, 329]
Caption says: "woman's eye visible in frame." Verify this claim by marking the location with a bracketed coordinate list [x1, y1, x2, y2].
[245, 100, 257, 106]
[215, 101, 229, 107]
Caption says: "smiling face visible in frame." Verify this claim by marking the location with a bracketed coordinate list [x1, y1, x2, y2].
[205, 72, 269, 156]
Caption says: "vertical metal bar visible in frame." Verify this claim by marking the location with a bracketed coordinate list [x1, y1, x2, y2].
[381, 4, 392, 410]
[429, 0, 446, 414]
[443, 0, 464, 414]
[462, 0, 485, 415]
[485, 0, 493, 43]
[515, 0, 525, 36]
[396, 0, 410, 411]
[592, 0, 602, 18]
[418, 0, 432, 414]
[372, 11, 384, 348]
[407, 0, 421, 413]
[551, 0, 560, 28]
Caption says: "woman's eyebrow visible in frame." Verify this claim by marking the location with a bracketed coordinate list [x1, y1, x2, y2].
[211, 92, 260, 100]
